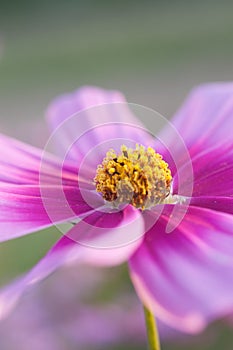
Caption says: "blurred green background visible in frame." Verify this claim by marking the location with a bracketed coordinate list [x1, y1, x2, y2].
[0, 0, 233, 349]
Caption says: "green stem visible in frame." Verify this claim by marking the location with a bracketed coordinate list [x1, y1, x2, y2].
[143, 306, 161, 350]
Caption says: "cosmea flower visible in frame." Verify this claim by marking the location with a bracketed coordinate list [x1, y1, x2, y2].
[0, 83, 233, 333]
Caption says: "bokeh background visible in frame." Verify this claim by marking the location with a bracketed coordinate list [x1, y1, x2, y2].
[0, 1, 233, 349]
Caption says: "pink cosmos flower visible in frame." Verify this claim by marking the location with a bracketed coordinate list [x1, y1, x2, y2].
[0, 83, 233, 334]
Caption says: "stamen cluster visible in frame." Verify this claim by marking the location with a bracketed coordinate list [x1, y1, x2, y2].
[94, 144, 172, 210]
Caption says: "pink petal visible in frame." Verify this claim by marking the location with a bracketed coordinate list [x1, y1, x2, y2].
[172, 141, 233, 197]
[45, 86, 154, 163]
[160, 82, 233, 158]
[0, 133, 78, 185]
[0, 236, 82, 320]
[129, 205, 233, 333]
[0, 134, 101, 241]
[0, 207, 144, 319]
[153, 82, 233, 184]
[66, 205, 144, 251]
[190, 196, 233, 215]
[0, 184, 98, 241]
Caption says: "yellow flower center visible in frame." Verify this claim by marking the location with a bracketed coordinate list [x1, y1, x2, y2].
[94, 144, 172, 210]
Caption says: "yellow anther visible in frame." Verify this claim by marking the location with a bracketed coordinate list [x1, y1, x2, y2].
[108, 168, 116, 175]
[94, 144, 172, 210]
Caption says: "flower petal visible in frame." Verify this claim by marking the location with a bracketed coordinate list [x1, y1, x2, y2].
[0, 133, 103, 241]
[0, 235, 81, 320]
[45, 86, 153, 162]
[46, 86, 136, 127]
[172, 142, 233, 197]
[154, 82, 233, 183]
[0, 133, 78, 185]
[162, 82, 233, 157]
[0, 184, 97, 241]
[190, 196, 233, 215]
[67, 204, 144, 251]
[0, 207, 144, 319]
[129, 205, 233, 333]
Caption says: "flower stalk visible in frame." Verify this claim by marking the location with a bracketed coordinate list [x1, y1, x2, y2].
[144, 306, 161, 350]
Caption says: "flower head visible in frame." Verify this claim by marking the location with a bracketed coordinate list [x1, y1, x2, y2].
[0, 84, 233, 334]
